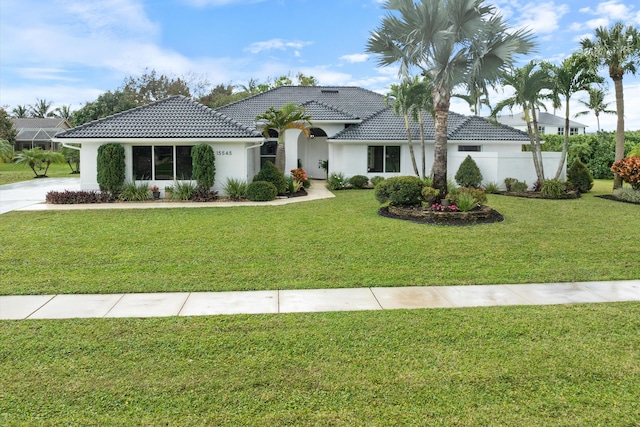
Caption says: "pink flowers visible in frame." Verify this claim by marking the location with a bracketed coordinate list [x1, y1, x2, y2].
[431, 203, 458, 212]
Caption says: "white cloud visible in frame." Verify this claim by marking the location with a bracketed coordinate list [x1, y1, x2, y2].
[512, 2, 569, 34]
[340, 54, 370, 64]
[244, 39, 312, 54]
[581, 0, 633, 20]
[181, 0, 266, 7]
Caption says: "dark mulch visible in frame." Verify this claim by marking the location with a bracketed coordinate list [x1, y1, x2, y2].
[595, 194, 640, 205]
[494, 190, 581, 199]
[378, 206, 504, 226]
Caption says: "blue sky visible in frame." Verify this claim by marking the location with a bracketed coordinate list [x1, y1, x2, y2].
[1, 0, 639, 131]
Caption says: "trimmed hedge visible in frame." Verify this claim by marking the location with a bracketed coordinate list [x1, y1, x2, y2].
[246, 181, 278, 201]
[97, 143, 125, 194]
[567, 159, 593, 193]
[375, 176, 424, 206]
[191, 144, 216, 190]
[253, 161, 287, 194]
[455, 155, 483, 188]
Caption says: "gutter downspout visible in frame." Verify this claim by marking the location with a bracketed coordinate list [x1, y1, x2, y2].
[245, 140, 265, 180]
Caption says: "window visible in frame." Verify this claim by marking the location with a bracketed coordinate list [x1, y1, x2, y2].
[569, 127, 579, 135]
[368, 146, 400, 173]
[458, 145, 481, 152]
[557, 127, 565, 135]
[538, 125, 546, 134]
[260, 140, 277, 169]
[132, 145, 193, 180]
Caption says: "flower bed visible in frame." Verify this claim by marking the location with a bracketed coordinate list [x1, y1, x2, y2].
[379, 204, 503, 226]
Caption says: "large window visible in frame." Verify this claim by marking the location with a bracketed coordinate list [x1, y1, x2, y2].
[132, 145, 193, 180]
[368, 146, 400, 173]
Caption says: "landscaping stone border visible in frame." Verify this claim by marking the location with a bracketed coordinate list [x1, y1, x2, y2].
[379, 205, 504, 226]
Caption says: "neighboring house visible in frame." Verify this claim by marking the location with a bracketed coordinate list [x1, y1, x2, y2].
[54, 86, 564, 194]
[494, 111, 588, 136]
[10, 118, 71, 151]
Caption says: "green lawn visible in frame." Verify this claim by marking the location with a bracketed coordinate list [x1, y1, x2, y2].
[0, 162, 78, 185]
[1, 304, 639, 425]
[0, 180, 637, 296]
[2, 180, 640, 425]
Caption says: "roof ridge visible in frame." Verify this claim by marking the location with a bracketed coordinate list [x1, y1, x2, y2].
[300, 99, 358, 119]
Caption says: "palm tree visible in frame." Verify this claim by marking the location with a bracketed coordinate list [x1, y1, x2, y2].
[491, 61, 553, 182]
[0, 139, 13, 161]
[574, 88, 616, 132]
[29, 99, 54, 118]
[52, 105, 73, 120]
[11, 105, 29, 118]
[406, 76, 434, 179]
[14, 148, 64, 178]
[581, 22, 640, 189]
[366, 0, 534, 195]
[255, 103, 312, 173]
[385, 80, 420, 176]
[546, 53, 603, 179]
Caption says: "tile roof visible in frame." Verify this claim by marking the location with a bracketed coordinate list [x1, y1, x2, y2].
[217, 86, 386, 128]
[332, 109, 530, 141]
[56, 95, 261, 139]
[10, 118, 70, 129]
[495, 111, 587, 128]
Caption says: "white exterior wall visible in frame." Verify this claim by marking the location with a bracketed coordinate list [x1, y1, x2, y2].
[79, 142, 100, 190]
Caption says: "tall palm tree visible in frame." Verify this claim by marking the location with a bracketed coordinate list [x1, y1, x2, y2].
[385, 81, 420, 176]
[29, 99, 54, 118]
[581, 22, 640, 189]
[406, 75, 434, 179]
[366, 0, 534, 195]
[546, 53, 603, 179]
[52, 105, 73, 120]
[491, 61, 553, 182]
[11, 105, 29, 118]
[255, 103, 312, 173]
[574, 88, 616, 132]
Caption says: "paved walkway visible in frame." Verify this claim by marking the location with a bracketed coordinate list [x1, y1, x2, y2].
[2, 280, 639, 320]
[0, 178, 81, 214]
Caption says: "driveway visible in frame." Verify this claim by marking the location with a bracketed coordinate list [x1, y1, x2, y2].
[0, 178, 81, 214]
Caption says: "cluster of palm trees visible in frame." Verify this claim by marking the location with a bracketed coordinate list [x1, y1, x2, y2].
[366, 0, 639, 194]
[11, 99, 72, 120]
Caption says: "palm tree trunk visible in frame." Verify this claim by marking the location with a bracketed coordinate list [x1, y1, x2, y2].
[274, 137, 286, 173]
[555, 101, 570, 179]
[404, 115, 420, 176]
[432, 110, 448, 196]
[418, 112, 426, 179]
[613, 76, 625, 189]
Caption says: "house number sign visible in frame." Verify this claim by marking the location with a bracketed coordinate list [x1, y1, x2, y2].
[215, 150, 233, 156]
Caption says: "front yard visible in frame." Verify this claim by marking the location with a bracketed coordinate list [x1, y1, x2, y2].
[1, 179, 639, 425]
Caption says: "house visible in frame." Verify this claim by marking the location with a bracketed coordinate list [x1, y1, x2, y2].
[54, 86, 564, 194]
[10, 118, 71, 151]
[494, 111, 588, 136]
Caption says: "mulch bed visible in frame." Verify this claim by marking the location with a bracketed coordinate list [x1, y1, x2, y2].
[595, 194, 640, 205]
[493, 190, 581, 199]
[378, 205, 504, 226]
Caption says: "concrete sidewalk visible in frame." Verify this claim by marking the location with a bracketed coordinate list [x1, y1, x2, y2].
[2, 280, 639, 320]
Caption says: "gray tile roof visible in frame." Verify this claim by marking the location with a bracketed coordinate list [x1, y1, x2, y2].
[217, 86, 386, 128]
[56, 96, 261, 139]
[495, 111, 587, 128]
[10, 118, 70, 130]
[332, 109, 530, 141]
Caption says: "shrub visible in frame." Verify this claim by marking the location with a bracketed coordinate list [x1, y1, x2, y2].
[613, 188, 640, 203]
[483, 181, 500, 194]
[287, 176, 303, 193]
[223, 178, 247, 200]
[455, 155, 483, 188]
[421, 176, 434, 187]
[246, 181, 278, 201]
[611, 157, 640, 190]
[445, 187, 487, 206]
[254, 161, 287, 194]
[290, 168, 310, 188]
[540, 178, 564, 199]
[348, 175, 369, 189]
[375, 175, 424, 206]
[421, 186, 440, 204]
[455, 191, 478, 212]
[504, 177, 518, 191]
[191, 188, 218, 202]
[567, 159, 594, 193]
[119, 182, 151, 201]
[370, 176, 385, 187]
[97, 143, 125, 194]
[172, 181, 196, 200]
[327, 172, 347, 191]
[511, 181, 529, 192]
[46, 190, 110, 204]
[191, 144, 216, 190]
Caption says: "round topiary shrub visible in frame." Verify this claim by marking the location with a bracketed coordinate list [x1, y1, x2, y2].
[348, 175, 369, 189]
[253, 161, 287, 194]
[246, 180, 278, 201]
[567, 159, 593, 193]
[375, 175, 424, 206]
[455, 155, 483, 188]
[370, 176, 385, 187]
[97, 143, 125, 194]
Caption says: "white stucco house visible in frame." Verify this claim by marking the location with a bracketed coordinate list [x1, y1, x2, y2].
[494, 111, 588, 136]
[53, 86, 564, 194]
